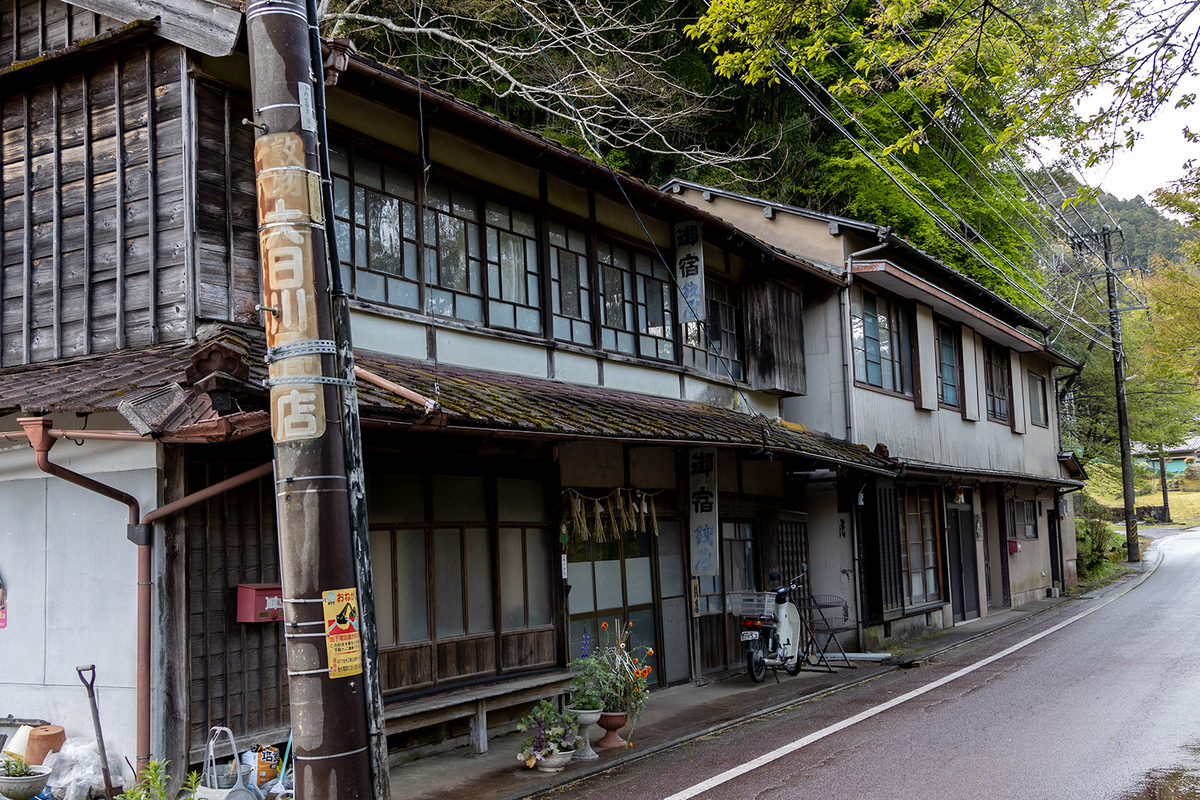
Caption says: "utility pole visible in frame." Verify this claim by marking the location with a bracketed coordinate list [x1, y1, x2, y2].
[1097, 224, 1141, 562]
[1158, 446, 1171, 523]
[245, 1, 374, 796]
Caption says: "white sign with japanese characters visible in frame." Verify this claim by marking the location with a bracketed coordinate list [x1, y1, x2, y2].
[674, 221, 705, 324]
[689, 447, 718, 576]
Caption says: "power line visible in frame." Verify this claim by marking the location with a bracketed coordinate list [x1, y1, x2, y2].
[759, 51, 1114, 347]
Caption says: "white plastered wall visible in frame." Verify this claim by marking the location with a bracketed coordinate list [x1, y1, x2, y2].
[0, 416, 160, 768]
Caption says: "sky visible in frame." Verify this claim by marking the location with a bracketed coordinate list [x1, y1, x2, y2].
[1080, 93, 1199, 203]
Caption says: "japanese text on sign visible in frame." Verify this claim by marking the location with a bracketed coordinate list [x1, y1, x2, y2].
[689, 447, 718, 576]
[322, 588, 363, 679]
[674, 221, 705, 324]
[255, 132, 327, 444]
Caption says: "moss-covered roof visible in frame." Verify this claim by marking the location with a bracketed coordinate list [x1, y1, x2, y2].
[0, 324, 895, 474]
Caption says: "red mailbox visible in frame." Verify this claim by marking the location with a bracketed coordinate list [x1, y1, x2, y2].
[1008, 540, 1022, 555]
[237, 583, 284, 622]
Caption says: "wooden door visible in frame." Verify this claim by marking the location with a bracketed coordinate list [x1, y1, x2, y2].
[948, 507, 980, 622]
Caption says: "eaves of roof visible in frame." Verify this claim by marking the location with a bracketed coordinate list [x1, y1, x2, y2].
[0, 327, 896, 475]
[69, 0, 242, 56]
[662, 178, 1051, 334]
[899, 457, 1084, 489]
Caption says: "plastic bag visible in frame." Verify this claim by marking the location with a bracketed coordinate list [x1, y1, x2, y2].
[42, 737, 133, 798]
[241, 745, 280, 787]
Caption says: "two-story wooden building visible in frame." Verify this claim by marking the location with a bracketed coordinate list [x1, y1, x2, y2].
[664, 180, 1084, 649]
[0, 0, 895, 776]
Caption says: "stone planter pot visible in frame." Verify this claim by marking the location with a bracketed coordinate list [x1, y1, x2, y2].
[595, 711, 628, 749]
[535, 750, 575, 773]
[0, 765, 53, 800]
[567, 707, 602, 761]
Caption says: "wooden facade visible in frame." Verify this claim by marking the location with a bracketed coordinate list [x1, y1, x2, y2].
[0, 0, 122, 67]
[1, 25, 191, 366]
[182, 445, 288, 759]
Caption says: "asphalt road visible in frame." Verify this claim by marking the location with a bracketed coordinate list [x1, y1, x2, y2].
[545, 529, 1200, 800]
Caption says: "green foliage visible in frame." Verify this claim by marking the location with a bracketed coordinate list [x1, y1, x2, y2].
[1075, 495, 1119, 579]
[0, 756, 34, 778]
[117, 761, 201, 800]
[516, 701, 580, 767]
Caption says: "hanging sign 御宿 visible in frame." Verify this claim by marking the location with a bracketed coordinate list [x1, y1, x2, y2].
[674, 221, 705, 324]
[689, 447, 718, 576]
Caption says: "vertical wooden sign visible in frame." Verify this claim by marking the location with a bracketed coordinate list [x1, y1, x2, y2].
[689, 447, 718, 576]
[255, 132, 327, 443]
[675, 221, 705, 324]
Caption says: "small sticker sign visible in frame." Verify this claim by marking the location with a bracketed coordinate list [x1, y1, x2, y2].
[322, 588, 363, 679]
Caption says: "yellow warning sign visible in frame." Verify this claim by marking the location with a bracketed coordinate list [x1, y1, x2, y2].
[321, 588, 363, 679]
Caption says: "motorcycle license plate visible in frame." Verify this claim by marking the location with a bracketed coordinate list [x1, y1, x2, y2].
[740, 630, 759, 641]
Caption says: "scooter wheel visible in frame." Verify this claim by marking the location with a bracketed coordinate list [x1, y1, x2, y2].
[783, 655, 803, 676]
[747, 644, 767, 683]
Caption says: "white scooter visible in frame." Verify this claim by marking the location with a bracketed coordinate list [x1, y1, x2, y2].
[735, 569, 807, 682]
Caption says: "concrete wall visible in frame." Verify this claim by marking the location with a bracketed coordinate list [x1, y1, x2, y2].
[0, 416, 160, 767]
[781, 297, 847, 439]
[803, 484, 856, 622]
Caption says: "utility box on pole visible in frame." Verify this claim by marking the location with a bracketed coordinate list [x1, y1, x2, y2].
[244, 1, 374, 795]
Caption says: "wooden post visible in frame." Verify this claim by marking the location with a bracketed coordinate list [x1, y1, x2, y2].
[244, 2, 373, 796]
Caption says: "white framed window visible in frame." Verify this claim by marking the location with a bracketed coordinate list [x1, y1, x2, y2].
[851, 286, 912, 395]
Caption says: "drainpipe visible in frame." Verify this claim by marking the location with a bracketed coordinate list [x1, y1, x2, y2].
[17, 417, 151, 774]
[842, 233, 890, 649]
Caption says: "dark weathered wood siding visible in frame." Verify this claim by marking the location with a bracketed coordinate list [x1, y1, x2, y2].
[1, 40, 190, 366]
[745, 279, 806, 396]
[194, 80, 259, 325]
[0, 0, 123, 67]
[185, 450, 289, 759]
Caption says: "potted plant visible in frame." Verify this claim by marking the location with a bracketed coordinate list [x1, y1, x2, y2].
[118, 760, 202, 800]
[0, 755, 53, 800]
[588, 619, 653, 748]
[516, 700, 580, 773]
[566, 625, 607, 761]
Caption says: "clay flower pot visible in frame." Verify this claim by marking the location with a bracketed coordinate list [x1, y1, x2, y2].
[0, 764, 52, 800]
[567, 708, 602, 761]
[595, 711, 628, 748]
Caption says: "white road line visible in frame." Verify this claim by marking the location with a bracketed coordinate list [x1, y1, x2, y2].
[664, 548, 1166, 800]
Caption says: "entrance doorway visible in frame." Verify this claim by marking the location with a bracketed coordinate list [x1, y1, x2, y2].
[946, 496, 980, 623]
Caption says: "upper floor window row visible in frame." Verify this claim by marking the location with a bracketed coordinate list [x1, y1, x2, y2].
[328, 142, 744, 368]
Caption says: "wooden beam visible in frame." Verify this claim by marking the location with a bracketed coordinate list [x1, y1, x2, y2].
[179, 48, 196, 340]
[52, 79, 62, 359]
[82, 67, 93, 352]
[22, 91, 32, 364]
[144, 47, 157, 343]
[113, 58, 125, 349]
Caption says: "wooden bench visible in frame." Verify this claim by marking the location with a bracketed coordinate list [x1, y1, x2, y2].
[382, 671, 573, 754]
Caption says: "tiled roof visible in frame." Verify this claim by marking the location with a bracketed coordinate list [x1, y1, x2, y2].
[351, 353, 895, 473]
[0, 326, 895, 474]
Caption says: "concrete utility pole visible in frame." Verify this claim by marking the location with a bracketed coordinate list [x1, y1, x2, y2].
[245, 1, 374, 796]
[1097, 225, 1141, 562]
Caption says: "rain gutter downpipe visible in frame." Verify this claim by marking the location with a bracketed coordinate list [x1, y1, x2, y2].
[17, 417, 151, 774]
[842, 231, 891, 649]
[16, 416, 275, 777]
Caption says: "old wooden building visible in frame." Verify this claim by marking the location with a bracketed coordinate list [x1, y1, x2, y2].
[0, 0, 895, 775]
